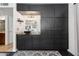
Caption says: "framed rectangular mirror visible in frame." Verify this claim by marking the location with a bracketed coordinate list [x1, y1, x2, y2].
[16, 11, 41, 35]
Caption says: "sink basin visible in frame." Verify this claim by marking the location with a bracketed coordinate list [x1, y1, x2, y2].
[24, 31, 31, 35]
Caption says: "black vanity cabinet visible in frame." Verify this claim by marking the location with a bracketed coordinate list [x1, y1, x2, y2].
[17, 35, 33, 50]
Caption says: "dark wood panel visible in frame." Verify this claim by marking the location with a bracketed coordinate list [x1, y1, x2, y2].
[0, 33, 5, 45]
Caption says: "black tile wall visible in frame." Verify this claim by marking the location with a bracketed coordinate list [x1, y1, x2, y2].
[54, 18, 67, 30]
[41, 18, 55, 30]
[40, 5, 54, 17]
[17, 4, 68, 50]
[55, 7, 68, 17]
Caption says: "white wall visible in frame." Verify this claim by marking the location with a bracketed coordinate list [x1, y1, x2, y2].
[12, 3, 17, 52]
[68, 3, 78, 55]
[8, 16, 13, 44]
[0, 8, 13, 16]
[75, 4, 79, 56]
[16, 12, 25, 34]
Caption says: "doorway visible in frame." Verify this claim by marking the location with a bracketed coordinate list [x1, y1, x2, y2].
[0, 16, 5, 45]
[0, 7, 14, 52]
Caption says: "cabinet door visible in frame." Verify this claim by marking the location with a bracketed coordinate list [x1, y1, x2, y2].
[32, 35, 40, 49]
[17, 35, 33, 50]
[54, 30, 68, 49]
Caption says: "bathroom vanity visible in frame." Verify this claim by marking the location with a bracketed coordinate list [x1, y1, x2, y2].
[17, 4, 68, 50]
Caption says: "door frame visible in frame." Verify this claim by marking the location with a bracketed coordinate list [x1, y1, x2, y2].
[0, 4, 17, 52]
[5, 16, 8, 45]
[0, 16, 8, 45]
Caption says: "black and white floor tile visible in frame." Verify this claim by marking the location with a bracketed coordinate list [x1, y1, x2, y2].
[13, 50, 62, 56]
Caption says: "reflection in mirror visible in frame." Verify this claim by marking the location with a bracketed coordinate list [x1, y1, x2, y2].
[16, 11, 41, 35]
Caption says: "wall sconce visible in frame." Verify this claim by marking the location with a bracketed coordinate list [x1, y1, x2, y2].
[17, 18, 23, 24]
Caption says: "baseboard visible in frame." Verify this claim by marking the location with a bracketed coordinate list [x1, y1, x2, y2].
[67, 49, 75, 56]
[12, 49, 17, 52]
